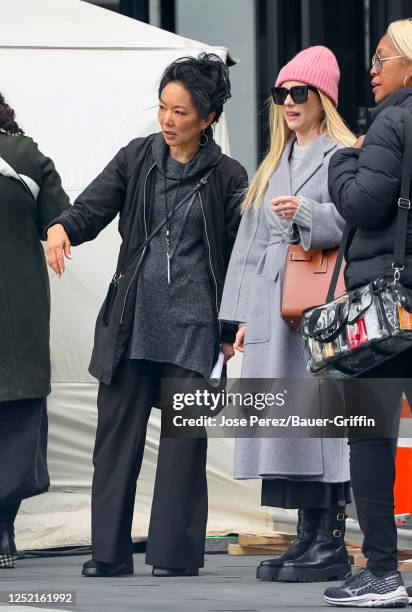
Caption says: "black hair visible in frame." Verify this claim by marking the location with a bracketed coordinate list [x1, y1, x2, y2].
[158, 52, 231, 124]
[0, 93, 24, 135]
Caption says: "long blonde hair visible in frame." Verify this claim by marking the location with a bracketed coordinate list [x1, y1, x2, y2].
[388, 18, 412, 60]
[241, 92, 356, 212]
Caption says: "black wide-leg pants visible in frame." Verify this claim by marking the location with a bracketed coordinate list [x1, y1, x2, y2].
[91, 359, 207, 569]
[346, 348, 412, 575]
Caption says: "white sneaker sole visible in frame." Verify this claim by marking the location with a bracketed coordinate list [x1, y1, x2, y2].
[324, 585, 409, 607]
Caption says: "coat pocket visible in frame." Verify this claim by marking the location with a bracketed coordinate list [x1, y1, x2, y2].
[102, 280, 119, 327]
[244, 274, 271, 344]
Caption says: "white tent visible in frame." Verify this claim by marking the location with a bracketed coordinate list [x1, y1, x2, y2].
[0, 0, 274, 550]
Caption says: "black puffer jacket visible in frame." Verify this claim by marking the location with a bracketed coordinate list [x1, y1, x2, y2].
[328, 88, 412, 290]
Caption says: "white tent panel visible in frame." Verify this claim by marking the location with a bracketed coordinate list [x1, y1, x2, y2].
[1, 0, 205, 49]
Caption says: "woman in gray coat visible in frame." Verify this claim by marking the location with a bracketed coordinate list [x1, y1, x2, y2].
[0, 92, 70, 568]
[220, 47, 355, 583]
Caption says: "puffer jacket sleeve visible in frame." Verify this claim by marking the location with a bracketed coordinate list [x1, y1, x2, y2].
[328, 109, 404, 229]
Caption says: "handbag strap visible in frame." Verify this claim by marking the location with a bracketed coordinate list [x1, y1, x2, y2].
[326, 108, 412, 300]
[325, 225, 352, 303]
[393, 109, 412, 277]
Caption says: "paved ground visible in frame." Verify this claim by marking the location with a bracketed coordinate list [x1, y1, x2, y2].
[1, 553, 411, 612]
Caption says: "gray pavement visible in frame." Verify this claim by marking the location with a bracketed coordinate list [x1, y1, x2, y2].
[1, 553, 410, 612]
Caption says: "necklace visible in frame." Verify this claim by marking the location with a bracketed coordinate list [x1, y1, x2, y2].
[163, 164, 183, 285]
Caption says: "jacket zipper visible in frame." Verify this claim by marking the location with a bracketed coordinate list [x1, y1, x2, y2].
[199, 191, 222, 338]
[120, 162, 156, 324]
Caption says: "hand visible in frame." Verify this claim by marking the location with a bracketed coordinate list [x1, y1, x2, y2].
[234, 325, 246, 353]
[46, 224, 71, 276]
[271, 196, 300, 221]
[221, 342, 235, 363]
[353, 135, 365, 149]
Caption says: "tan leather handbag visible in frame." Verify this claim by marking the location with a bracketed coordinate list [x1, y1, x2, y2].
[281, 245, 346, 330]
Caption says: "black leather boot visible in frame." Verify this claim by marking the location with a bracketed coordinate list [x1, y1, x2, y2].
[277, 506, 350, 582]
[256, 508, 319, 581]
[0, 523, 18, 569]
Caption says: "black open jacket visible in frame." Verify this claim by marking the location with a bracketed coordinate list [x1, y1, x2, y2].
[51, 133, 248, 384]
[328, 88, 412, 291]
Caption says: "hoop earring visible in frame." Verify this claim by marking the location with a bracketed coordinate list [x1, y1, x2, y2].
[404, 74, 411, 88]
[199, 130, 209, 147]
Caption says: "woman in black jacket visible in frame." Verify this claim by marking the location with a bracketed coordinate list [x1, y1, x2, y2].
[325, 19, 412, 608]
[47, 53, 247, 578]
[0, 94, 70, 568]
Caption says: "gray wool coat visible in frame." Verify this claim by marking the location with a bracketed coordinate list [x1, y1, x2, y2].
[219, 135, 350, 482]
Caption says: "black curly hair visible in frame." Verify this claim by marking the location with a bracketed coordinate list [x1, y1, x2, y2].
[158, 52, 231, 124]
[0, 93, 24, 135]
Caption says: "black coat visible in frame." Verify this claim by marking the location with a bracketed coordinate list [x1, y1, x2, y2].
[0, 134, 70, 402]
[50, 134, 248, 384]
[328, 88, 412, 290]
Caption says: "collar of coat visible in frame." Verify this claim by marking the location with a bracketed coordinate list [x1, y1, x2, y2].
[280, 134, 338, 195]
[369, 87, 412, 121]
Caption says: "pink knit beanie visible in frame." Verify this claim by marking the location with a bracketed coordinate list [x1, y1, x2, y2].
[275, 46, 340, 107]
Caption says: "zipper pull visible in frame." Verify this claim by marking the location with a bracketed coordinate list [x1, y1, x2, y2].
[112, 271, 124, 286]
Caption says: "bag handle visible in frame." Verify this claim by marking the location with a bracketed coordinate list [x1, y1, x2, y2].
[303, 301, 348, 342]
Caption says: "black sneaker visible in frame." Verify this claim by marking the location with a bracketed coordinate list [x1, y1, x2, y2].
[324, 568, 408, 607]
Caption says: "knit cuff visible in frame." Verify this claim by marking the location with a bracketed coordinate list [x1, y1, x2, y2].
[292, 197, 312, 229]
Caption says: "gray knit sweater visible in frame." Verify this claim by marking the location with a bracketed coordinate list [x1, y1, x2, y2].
[128, 132, 221, 378]
[290, 141, 312, 229]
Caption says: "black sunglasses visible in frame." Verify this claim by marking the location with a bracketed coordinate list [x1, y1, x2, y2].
[271, 85, 318, 105]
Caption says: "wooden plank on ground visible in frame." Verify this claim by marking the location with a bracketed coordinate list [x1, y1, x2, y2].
[345, 539, 362, 549]
[353, 554, 412, 570]
[399, 559, 412, 572]
[228, 544, 285, 556]
[398, 549, 412, 560]
[230, 535, 412, 562]
[238, 533, 295, 547]
[353, 554, 367, 567]
[347, 548, 363, 555]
